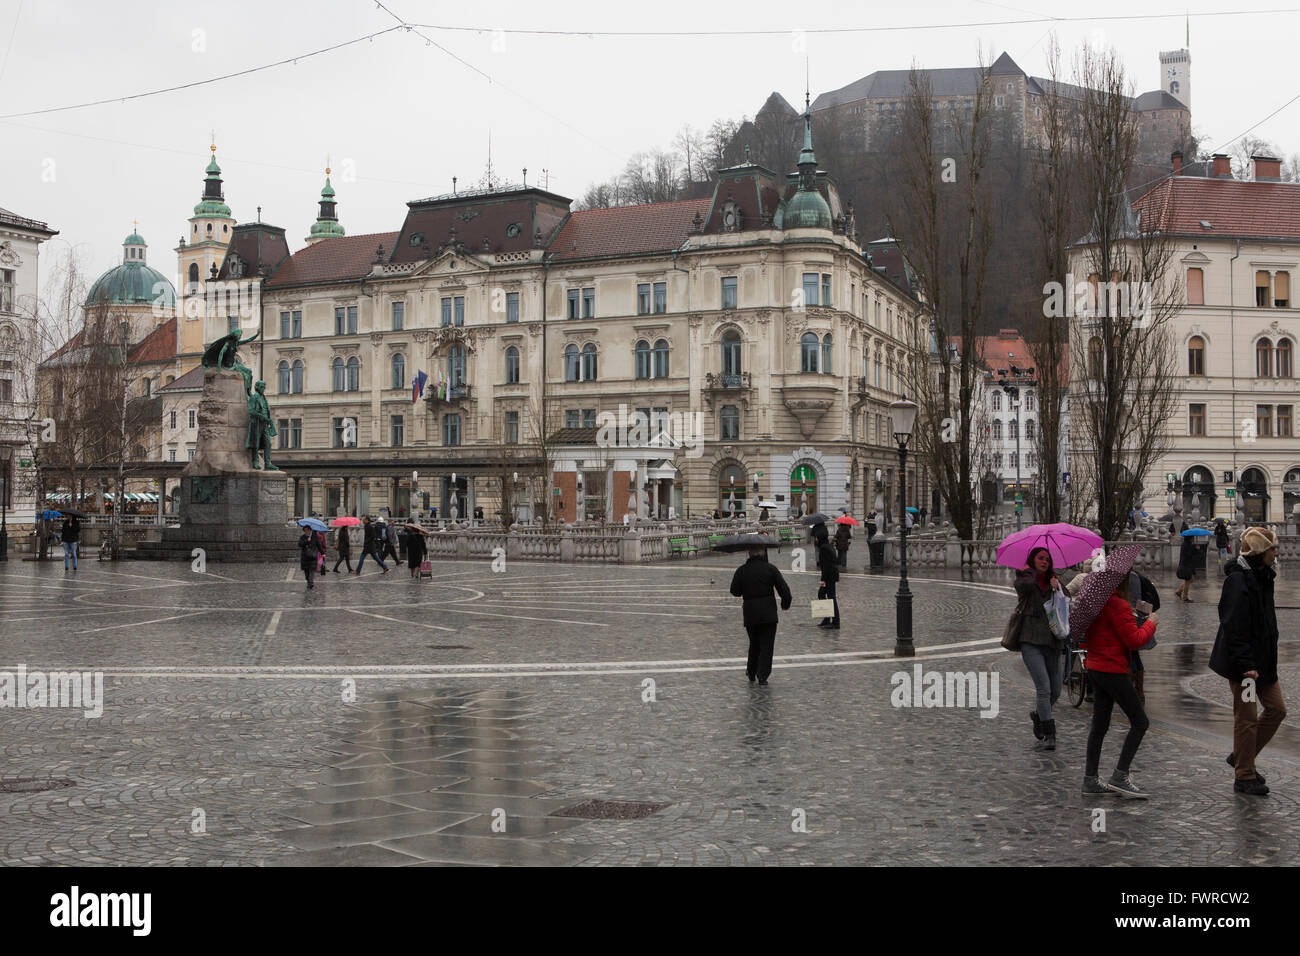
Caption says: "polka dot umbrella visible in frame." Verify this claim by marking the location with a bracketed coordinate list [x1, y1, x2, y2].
[1067, 544, 1142, 645]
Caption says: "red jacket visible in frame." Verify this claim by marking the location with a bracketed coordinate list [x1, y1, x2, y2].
[1083, 594, 1156, 674]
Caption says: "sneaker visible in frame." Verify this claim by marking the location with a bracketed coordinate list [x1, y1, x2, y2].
[1081, 775, 1109, 796]
[1227, 753, 1265, 785]
[1104, 771, 1150, 799]
[1234, 776, 1269, 796]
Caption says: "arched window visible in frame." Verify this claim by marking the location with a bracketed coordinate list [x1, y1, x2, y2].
[448, 346, 465, 386]
[505, 346, 520, 384]
[1025, 419, 1036, 440]
[391, 353, 405, 390]
[564, 344, 580, 382]
[992, 420, 1002, 440]
[1088, 337, 1103, 380]
[800, 332, 820, 372]
[291, 359, 303, 394]
[346, 356, 360, 391]
[821, 334, 833, 375]
[991, 391, 1002, 411]
[635, 340, 651, 379]
[1188, 335, 1205, 376]
[653, 339, 669, 378]
[722, 330, 742, 377]
[277, 360, 291, 394]
[332, 357, 345, 391]
[1278, 339, 1293, 378]
[187, 262, 199, 293]
[581, 343, 598, 381]
[1257, 338, 1272, 377]
[720, 404, 739, 440]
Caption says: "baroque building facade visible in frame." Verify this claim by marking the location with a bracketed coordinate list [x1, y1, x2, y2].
[255, 111, 929, 522]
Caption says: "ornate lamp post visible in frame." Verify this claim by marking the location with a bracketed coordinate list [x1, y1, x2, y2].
[889, 397, 918, 657]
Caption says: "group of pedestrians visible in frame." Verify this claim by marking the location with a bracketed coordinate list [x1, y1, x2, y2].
[298, 515, 427, 588]
[1008, 526, 1285, 799]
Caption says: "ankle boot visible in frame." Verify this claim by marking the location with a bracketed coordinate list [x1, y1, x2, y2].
[1031, 711, 1044, 740]
[1042, 719, 1057, 751]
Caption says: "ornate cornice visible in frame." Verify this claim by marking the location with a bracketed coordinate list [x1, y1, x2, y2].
[563, 327, 598, 341]
[431, 325, 477, 352]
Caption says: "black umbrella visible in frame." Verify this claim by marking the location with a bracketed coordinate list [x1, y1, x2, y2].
[57, 509, 87, 520]
[800, 512, 831, 526]
[711, 533, 780, 553]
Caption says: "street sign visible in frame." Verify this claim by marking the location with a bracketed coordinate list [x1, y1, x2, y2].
[1061, 471, 1070, 484]
[1223, 471, 1234, 483]
[756, 471, 764, 476]
[1225, 488, 1236, 498]
[1165, 473, 1177, 482]
[19, 458, 32, 468]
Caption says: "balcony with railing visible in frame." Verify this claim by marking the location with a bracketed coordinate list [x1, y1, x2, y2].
[704, 371, 752, 391]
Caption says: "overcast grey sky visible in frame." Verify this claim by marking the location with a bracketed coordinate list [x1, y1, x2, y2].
[2, 0, 1297, 289]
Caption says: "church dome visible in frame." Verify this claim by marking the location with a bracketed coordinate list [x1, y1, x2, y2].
[85, 231, 177, 309]
[782, 189, 832, 230]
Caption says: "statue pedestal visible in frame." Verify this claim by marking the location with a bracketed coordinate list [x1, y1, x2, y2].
[137, 369, 297, 562]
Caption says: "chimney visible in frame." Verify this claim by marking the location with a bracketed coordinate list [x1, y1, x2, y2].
[1211, 154, 1233, 179]
[1171, 150, 1183, 175]
[1251, 155, 1282, 182]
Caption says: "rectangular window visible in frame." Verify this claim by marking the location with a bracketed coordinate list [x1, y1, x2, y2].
[1279, 404, 1293, 438]
[441, 298, 452, 326]
[280, 311, 291, 338]
[565, 409, 580, 429]
[227, 315, 240, 333]
[567, 289, 579, 319]
[505, 410, 520, 444]
[348, 305, 358, 334]
[822, 274, 832, 308]
[187, 447, 195, 461]
[188, 409, 196, 429]
[290, 419, 302, 449]
[443, 414, 461, 446]
[391, 414, 404, 447]
[582, 287, 595, 318]
[1186, 268, 1204, 306]
[292, 310, 301, 337]
[169, 410, 177, 429]
[638, 283, 652, 315]
[392, 301, 404, 330]
[1189, 403, 1206, 436]
[1257, 404, 1273, 438]
[506, 291, 519, 323]
[636, 407, 650, 432]
[1257, 271, 1271, 307]
[333, 417, 357, 448]
[0, 269, 13, 312]
[277, 418, 290, 450]
[652, 406, 668, 433]
[168, 449, 176, 462]
[802, 273, 819, 307]
[653, 282, 666, 313]
[1275, 272, 1290, 307]
[581, 408, 597, 429]
[721, 276, 738, 310]
[335, 307, 344, 335]
[453, 297, 464, 326]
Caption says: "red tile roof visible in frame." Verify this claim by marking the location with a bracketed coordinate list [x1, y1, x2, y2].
[266, 232, 398, 289]
[549, 199, 711, 260]
[128, 317, 176, 366]
[1136, 176, 1300, 239]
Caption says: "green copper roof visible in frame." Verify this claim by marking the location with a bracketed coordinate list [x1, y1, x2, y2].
[309, 219, 346, 239]
[123, 231, 146, 245]
[798, 110, 817, 168]
[321, 176, 336, 200]
[193, 199, 233, 217]
[206, 152, 221, 176]
[783, 189, 832, 229]
[85, 261, 177, 309]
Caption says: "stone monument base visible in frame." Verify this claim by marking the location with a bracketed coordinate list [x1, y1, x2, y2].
[136, 472, 300, 563]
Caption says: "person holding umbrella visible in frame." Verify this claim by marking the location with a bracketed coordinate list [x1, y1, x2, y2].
[1210, 528, 1284, 796]
[1175, 528, 1208, 601]
[297, 527, 322, 589]
[1014, 547, 1066, 750]
[59, 513, 81, 571]
[1071, 545, 1158, 799]
[332, 519, 355, 574]
[723, 534, 792, 685]
[1214, 519, 1230, 562]
[404, 523, 428, 579]
[834, 515, 855, 569]
[815, 525, 841, 629]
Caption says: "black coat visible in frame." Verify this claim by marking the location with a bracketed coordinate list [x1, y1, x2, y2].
[60, 519, 80, 543]
[730, 555, 793, 627]
[1176, 536, 1199, 580]
[336, 527, 351, 554]
[1210, 560, 1280, 684]
[362, 523, 377, 554]
[1214, 525, 1229, 549]
[818, 542, 840, 583]
[298, 533, 319, 571]
[834, 524, 851, 551]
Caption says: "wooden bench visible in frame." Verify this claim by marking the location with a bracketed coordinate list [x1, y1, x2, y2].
[669, 536, 698, 557]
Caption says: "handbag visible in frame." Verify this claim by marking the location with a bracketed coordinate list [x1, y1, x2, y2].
[810, 599, 836, 618]
[1001, 596, 1027, 651]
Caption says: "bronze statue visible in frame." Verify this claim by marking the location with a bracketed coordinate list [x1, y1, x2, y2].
[202, 327, 260, 395]
[246, 381, 278, 470]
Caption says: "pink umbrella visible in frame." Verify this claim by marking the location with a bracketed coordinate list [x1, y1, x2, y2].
[330, 516, 362, 527]
[835, 515, 860, 526]
[1068, 545, 1141, 645]
[996, 523, 1103, 570]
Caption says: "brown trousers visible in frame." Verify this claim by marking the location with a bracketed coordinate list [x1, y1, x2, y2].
[1228, 679, 1288, 779]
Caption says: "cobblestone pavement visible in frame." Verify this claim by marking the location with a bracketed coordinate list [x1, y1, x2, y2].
[1, 555, 1297, 865]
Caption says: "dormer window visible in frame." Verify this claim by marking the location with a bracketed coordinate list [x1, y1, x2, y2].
[410, 233, 424, 246]
[721, 200, 741, 232]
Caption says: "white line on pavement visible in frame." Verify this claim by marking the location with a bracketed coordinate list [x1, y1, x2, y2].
[344, 608, 455, 632]
[76, 611, 207, 634]
[265, 610, 281, 635]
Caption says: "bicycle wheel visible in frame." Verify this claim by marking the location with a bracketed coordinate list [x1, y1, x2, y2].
[1067, 664, 1086, 708]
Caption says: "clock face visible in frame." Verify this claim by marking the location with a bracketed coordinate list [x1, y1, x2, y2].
[724, 211, 735, 226]
[1168, 67, 1177, 77]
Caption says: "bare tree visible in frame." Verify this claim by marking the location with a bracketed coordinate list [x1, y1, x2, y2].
[674, 124, 708, 183]
[622, 149, 682, 205]
[889, 55, 999, 540]
[1067, 43, 1180, 540]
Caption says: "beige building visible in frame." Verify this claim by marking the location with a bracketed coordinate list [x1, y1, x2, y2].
[255, 112, 929, 522]
[1074, 154, 1300, 525]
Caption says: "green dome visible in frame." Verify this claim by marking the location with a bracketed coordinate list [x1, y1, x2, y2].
[85, 261, 177, 309]
[124, 231, 146, 246]
[783, 189, 832, 230]
[194, 198, 232, 218]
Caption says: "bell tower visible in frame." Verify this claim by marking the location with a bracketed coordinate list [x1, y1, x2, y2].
[176, 135, 236, 364]
[1159, 48, 1190, 111]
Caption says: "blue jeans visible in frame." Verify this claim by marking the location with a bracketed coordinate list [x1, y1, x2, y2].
[1021, 643, 1062, 721]
[63, 541, 78, 569]
[356, 550, 386, 572]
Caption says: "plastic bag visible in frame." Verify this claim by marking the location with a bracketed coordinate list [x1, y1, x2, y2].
[1043, 588, 1070, 639]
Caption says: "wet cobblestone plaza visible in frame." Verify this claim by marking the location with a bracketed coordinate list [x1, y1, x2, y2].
[2, 555, 1297, 866]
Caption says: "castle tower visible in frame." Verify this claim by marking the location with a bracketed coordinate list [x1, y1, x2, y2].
[176, 140, 236, 362]
[1159, 48, 1190, 110]
[305, 167, 346, 245]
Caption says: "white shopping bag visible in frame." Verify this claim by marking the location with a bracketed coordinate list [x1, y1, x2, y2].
[1043, 589, 1070, 639]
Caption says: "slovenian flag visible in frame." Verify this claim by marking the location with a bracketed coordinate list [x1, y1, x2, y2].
[412, 370, 428, 404]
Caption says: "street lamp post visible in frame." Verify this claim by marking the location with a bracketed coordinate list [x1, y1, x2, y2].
[889, 398, 918, 657]
[0, 444, 12, 561]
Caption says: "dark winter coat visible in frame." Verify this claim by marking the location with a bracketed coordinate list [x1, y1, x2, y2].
[834, 524, 851, 552]
[1176, 535, 1199, 580]
[1214, 524, 1229, 550]
[730, 555, 793, 628]
[406, 533, 426, 568]
[1014, 569, 1063, 649]
[362, 522, 377, 554]
[1210, 560, 1280, 684]
[298, 532, 320, 571]
[60, 518, 80, 543]
[818, 542, 840, 584]
[336, 527, 351, 554]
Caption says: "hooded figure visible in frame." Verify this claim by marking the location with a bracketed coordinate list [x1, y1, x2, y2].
[729, 546, 793, 685]
[1209, 527, 1284, 795]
